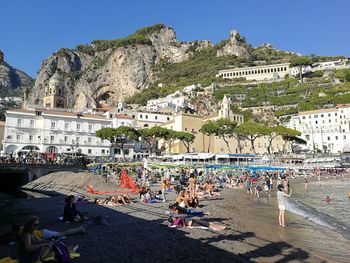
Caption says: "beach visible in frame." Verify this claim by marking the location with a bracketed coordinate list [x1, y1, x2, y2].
[0, 172, 346, 263]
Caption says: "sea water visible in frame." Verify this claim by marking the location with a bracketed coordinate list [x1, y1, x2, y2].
[282, 177, 350, 262]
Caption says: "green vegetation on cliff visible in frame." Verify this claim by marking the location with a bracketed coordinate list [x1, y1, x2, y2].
[91, 24, 166, 52]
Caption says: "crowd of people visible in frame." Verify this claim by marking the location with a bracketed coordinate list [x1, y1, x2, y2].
[3, 163, 349, 263]
[0, 152, 90, 165]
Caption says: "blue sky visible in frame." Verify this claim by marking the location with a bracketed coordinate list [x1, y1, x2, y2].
[1, 0, 349, 78]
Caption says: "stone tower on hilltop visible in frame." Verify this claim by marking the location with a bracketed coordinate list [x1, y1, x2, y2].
[43, 71, 67, 108]
[0, 50, 4, 64]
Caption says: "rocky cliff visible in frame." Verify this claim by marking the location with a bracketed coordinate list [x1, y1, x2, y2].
[216, 30, 250, 58]
[28, 24, 211, 108]
[0, 54, 34, 95]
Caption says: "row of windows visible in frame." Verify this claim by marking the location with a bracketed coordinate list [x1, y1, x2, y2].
[221, 66, 287, 78]
[16, 119, 35, 127]
[305, 135, 346, 141]
[139, 114, 171, 121]
[302, 113, 338, 119]
[16, 119, 99, 132]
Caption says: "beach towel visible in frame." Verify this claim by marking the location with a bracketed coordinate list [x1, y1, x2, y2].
[0, 258, 18, 263]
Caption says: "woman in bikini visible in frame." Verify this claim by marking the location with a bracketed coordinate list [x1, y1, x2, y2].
[188, 173, 197, 199]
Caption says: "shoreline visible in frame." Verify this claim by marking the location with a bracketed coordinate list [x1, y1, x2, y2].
[0, 173, 339, 262]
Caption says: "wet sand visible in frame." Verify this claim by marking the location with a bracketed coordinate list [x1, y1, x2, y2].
[0, 172, 338, 262]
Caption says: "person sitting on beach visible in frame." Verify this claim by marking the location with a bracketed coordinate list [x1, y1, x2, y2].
[187, 194, 199, 208]
[325, 196, 331, 204]
[140, 188, 161, 203]
[168, 217, 226, 231]
[18, 216, 80, 263]
[277, 184, 292, 227]
[63, 195, 86, 223]
[17, 216, 56, 263]
[2, 222, 85, 246]
[139, 186, 147, 200]
[204, 181, 214, 196]
[176, 190, 190, 208]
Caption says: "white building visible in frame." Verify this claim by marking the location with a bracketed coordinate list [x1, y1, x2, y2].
[312, 59, 349, 71]
[218, 63, 290, 81]
[2, 108, 112, 156]
[111, 113, 135, 128]
[287, 104, 350, 154]
[147, 92, 187, 112]
[131, 111, 174, 128]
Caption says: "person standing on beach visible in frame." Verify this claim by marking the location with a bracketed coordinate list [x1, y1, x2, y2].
[188, 173, 197, 199]
[246, 176, 252, 195]
[161, 177, 168, 202]
[304, 177, 308, 191]
[277, 184, 292, 227]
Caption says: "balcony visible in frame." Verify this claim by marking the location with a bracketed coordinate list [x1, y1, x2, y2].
[3, 138, 40, 144]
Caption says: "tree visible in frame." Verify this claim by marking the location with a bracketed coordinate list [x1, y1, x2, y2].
[266, 126, 301, 154]
[176, 131, 196, 153]
[139, 126, 169, 155]
[96, 126, 140, 161]
[285, 136, 307, 153]
[162, 130, 180, 155]
[95, 127, 116, 143]
[290, 56, 312, 83]
[200, 120, 220, 153]
[235, 122, 269, 154]
[216, 118, 238, 153]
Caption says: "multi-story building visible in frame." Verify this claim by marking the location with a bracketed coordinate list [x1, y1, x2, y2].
[287, 104, 350, 154]
[147, 92, 187, 112]
[2, 108, 112, 156]
[132, 111, 174, 128]
[160, 94, 289, 155]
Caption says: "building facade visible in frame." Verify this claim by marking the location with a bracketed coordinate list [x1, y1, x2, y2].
[287, 105, 350, 154]
[218, 63, 290, 81]
[147, 92, 186, 112]
[2, 108, 112, 156]
[132, 111, 174, 128]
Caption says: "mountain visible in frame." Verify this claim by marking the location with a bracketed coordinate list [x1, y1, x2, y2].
[0, 51, 34, 97]
[27, 24, 302, 108]
[28, 24, 214, 108]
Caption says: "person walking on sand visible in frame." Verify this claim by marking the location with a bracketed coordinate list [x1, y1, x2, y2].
[277, 184, 292, 227]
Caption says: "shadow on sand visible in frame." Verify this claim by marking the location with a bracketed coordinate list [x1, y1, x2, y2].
[0, 187, 317, 263]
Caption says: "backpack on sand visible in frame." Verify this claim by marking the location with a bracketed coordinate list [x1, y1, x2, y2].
[41, 241, 71, 263]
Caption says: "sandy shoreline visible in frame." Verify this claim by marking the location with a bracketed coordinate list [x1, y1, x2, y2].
[0, 172, 341, 263]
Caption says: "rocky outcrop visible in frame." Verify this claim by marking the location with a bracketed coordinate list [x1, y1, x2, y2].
[28, 25, 211, 108]
[0, 59, 34, 93]
[216, 30, 250, 59]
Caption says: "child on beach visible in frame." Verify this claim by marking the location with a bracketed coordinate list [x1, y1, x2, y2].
[277, 184, 292, 227]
